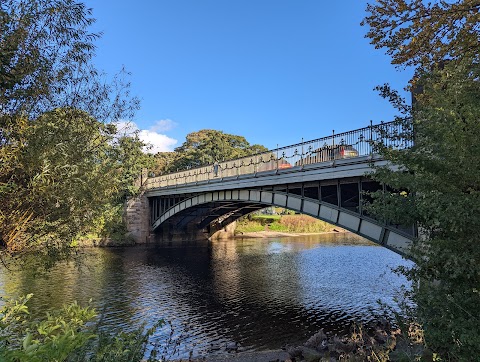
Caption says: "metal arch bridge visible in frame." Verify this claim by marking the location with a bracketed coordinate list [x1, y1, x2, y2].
[144, 121, 415, 257]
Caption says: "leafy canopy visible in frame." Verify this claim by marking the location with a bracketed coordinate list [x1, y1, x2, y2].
[363, 0, 480, 359]
[0, 0, 147, 257]
[362, 0, 480, 69]
[155, 129, 268, 173]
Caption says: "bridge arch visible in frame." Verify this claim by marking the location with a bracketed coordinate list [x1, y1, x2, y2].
[151, 189, 413, 257]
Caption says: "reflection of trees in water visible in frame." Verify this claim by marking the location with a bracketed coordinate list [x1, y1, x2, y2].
[0, 249, 146, 330]
[0, 236, 407, 355]
[140, 238, 372, 351]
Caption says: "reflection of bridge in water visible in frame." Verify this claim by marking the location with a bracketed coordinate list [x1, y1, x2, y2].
[129, 121, 415, 257]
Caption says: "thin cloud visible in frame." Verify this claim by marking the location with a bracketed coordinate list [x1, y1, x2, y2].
[115, 120, 137, 135]
[150, 119, 177, 132]
[114, 120, 178, 153]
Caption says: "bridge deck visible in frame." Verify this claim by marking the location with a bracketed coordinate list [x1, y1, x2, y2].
[140, 121, 414, 258]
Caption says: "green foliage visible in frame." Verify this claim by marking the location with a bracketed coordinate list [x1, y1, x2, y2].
[70, 321, 165, 362]
[362, 0, 480, 69]
[0, 0, 146, 258]
[1, 109, 113, 253]
[113, 134, 154, 199]
[236, 214, 335, 234]
[363, 1, 480, 358]
[150, 151, 181, 175]
[250, 215, 281, 223]
[164, 129, 268, 171]
[0, 0, 98, 117]
[362, 39, 480, 362]
[277, 215, 334, 233]
[0, 295, 166, 362]
[235, 220, 265, 233]
[266, 222, 289, 232]
[0, 294, 96, 362]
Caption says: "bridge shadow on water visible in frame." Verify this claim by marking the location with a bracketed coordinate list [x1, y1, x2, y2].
[0, 234, 412, 358]
[131, 234, 411, 355]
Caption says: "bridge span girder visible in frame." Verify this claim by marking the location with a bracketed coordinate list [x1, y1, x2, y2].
[150, 187, 414, 257]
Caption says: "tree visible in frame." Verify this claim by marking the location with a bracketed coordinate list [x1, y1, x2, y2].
[368, 61, 480, 358]
[0, 0, 97, 117]
[1, 109, 116, 251]
[150, 152, 180, 175]
[0, 1, 141, 258]
[362, 0, 480, 69]
[362, 1, 480, 358]
[113, 133, 154, 198]
[167, 129, 268, 171]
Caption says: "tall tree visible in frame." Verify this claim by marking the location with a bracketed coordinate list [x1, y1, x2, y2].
[362, 0, 480, 69]
[1, 0, 96, 116]
[0, 1, 141, 258]
[363, 0, 480, 358]
[113, 133, 154, 198]
[166, 129, 267, 171]
[150, 152, 180, 175]
[1, 109, 116, 251]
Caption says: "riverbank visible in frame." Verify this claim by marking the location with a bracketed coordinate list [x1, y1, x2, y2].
[234, 228, 348, 239]
[235, 214, 338, 235]
[188, 350, 290, 362]
[186, 319, 425, 362]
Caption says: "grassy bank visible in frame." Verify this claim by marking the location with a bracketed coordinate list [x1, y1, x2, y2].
[235, 214, 336, 234]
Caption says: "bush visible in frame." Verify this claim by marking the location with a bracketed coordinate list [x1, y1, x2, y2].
[0, 294, 96, 362]
[236, 214, 335, 234]
[279, 215, 334, 233]
[235, 219, 265, 233]
[0, 295, 165, 362]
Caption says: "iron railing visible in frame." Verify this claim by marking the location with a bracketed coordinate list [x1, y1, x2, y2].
[145, 121, 412, 189]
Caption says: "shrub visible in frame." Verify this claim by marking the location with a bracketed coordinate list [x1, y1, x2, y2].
[235, 219, 265, 233]
[279, 215, 334, 233]
[0, 295, 165, 362]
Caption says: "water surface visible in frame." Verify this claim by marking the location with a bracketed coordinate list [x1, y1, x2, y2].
[0, 233, 412, 358]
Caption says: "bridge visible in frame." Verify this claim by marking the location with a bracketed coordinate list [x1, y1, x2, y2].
[126, 121, 415, 257]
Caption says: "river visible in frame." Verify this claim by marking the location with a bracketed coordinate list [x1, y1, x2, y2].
[0, 233, 412, 359]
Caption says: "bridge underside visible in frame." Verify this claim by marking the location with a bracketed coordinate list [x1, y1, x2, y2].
[149, 177, 415, 256]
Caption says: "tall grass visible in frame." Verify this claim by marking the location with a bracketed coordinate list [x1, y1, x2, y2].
[235, 219, 265, 233]
[276, 215, 335, 233]
[236, 214, 335, 234]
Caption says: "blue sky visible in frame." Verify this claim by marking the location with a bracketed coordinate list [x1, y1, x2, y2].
[85, 0, 413, 152]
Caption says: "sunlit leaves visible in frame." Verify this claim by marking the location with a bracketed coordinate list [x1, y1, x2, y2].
[166, 129, 268, 171]
[0, 1, 143, 257]
[366, 59, 480, 358]
[362, 0, 480, 68]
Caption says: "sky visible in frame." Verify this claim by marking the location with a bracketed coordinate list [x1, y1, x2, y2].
[84, 0, 413, 153]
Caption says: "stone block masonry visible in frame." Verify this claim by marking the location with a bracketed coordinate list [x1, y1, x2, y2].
[125, 190, 150, 244]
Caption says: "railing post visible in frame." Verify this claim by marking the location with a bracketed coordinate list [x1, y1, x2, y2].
[276, 144, 279, 170]
[301, 138, 304, 166]
[369, 120, 373, 157]
[332, 130, 335, 160]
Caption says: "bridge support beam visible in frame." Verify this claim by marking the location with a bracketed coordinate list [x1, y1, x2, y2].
[125, 190, 151, 244]
[152, 216, 209, 244]
[210, 221, 237, 239]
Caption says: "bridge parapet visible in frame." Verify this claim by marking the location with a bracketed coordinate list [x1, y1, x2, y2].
[145, 121, 412, 190]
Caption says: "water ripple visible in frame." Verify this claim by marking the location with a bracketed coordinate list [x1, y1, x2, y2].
[0, 233, 412, 358]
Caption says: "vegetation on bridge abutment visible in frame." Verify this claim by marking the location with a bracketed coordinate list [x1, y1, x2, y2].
[362, 0, 480, 359]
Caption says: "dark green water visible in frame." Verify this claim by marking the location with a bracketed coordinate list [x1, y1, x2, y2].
[0, 233, 412, 359]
